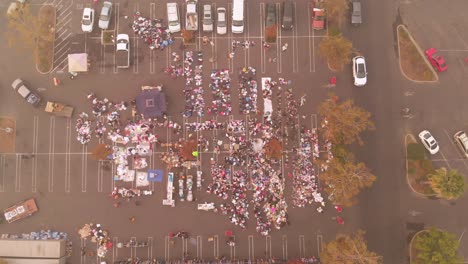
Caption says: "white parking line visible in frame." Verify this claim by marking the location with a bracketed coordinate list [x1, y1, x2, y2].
[260, 3, 265, 74]
[81, 145, 88, 192]
[196, 235, 202, 259]
[113, 3, 119, 74]
[150, 3, 156, 74]
[65, 118, 71, 193]
[133, 3, 139, 74]
[277, 2, 282, 74]
[316, 233, 323, 256]
[15, 154, 21, 192]
[282, 235, 288, 260]
[265, 235, 272, 259]
[0, 155, 5, 192]
[248, 235, 254, 260]
[213, 235, 219, 259]
[47, 117, 55, 192]
[164, 236, 171, 261]
[32, 116, 39, 192]
[291, 2, 297, 72]
[299, 235, 306, 258]
[245, 3, 250, 67]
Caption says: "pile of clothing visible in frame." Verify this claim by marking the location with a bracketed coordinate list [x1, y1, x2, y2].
[292, 129, 322, 208]
[76, 112, 92, 144]
[185, 120, 225, 131]
[229, 171, 249, 229]
[132, 12, 174, 50]
[183, 51, 205, 117]
[239, 67, 258, 114]
[206, 164, 231, 200]
[208, 69, 231, 116]
[231, 40, 256, 50]
[227, 120, 246, 134]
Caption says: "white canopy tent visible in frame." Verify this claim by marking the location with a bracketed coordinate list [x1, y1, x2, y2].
[67, 53, 88, 72]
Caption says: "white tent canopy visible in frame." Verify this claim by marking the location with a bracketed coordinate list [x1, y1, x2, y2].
[68, 53, 88, 72]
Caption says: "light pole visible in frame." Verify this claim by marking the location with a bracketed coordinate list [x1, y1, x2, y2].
[0, 127, 13, 133]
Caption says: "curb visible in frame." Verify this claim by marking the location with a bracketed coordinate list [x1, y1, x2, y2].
[396, 25, 438, 83]
[404, 133, 436, 197]
[35, 4, 56, 75]
[409, 229, 427, 262]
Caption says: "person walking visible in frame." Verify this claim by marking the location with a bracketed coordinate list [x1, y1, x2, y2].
[282, 43, 288, 52]
[129, 216, 136, 224]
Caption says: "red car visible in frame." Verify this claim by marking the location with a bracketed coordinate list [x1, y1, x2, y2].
[425, 48, 448, 72]
[311, 0, 325, 30]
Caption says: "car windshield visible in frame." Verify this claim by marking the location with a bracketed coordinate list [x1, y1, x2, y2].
[423, 133, 431, 139]
[83, 15, 91, 25]
[430, 142, 438, 149]
[233, 20, 243, 26]
[101, 11, 109, 21]
[357, 63, 366, 78]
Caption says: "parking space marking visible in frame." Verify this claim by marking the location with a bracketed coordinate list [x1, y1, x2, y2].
[196, 236, 202, 259]
[248, 235, 254, 260]
[65, 118, 72, 193]
[31, 116, 39, 193]
[15, 154, 21, 192]
[0, 155, 5, 192]
[213, 235, 219, 259]
[228, 3, 234, 71]
[293, 2, 299, 72]
[113, 3, 119, 74]
[112, 237, 118, 263]
[131, 236, 137, 258]
[316, 233, 323, 256]
[133, 3, 140, 74]
[52, 0, 74, 72]
[149, 3, 155, 74]
[182, 237, 188, 258]
[148, 237, 154, 259]
[282, 235, 288, 260]
[164, 236, 171, 261]
[260, 3, 266, 74]
[80, 238, 86, 264]
[299, 235, 306, 258]
[265, 235, 272, 259]
[48, 117, 56, 192]
[81, 145, 88, 192]
[245, 3, 250, 67]
[439, 151, 452, 169]
[277, 3, 282, 73]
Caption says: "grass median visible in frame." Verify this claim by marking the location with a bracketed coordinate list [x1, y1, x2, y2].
[36, 5, 55, 73]
[406, 140, 436, 196]
[398, 26, 436, 82]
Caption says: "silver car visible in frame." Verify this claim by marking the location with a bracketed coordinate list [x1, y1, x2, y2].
[351, 0, 362, 25]
[98, 1, 112, 30]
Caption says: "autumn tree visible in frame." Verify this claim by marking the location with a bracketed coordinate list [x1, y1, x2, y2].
[319, 35, 353, 70]
[265, 138, 282, 160]
[318, 94, 375, 145]
[178, 139, 197, 161]
[181, 29, 195, 44]
[320, 149, 376, 207]
[412, 227, 462, 264]
[321, 230, 383, 264]
[6, 4, 54, 54]
[322, 0, 349, 26]
[428, 168, 466, 200]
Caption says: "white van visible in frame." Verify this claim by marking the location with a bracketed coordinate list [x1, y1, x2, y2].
[232, 0, 244, 33]
[167, 3, 181, 33]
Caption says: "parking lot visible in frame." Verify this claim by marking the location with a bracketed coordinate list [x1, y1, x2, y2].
[44, 0, 329, 75]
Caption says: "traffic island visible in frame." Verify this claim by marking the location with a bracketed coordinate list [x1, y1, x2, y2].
[405, 134, 436, 197]
[397, 25, 437, 82]
[409, 228, 463, 263]
[0, 117, 16, 153]
[36, 4, 56, 74]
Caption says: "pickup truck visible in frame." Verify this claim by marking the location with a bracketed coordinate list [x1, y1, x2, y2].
[116, 34, 130, 68]
[45, 101, 74, 118]
[185, 0, 198, 31]
[11, 78, 41, 107]
[4, 198, 38, 223]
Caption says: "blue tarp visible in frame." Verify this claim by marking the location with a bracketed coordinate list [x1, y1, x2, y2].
[148, 169, 163, 182]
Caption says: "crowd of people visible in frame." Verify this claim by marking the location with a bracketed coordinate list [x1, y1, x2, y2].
[132, 12, 174, 50]
[239, 67, 258, 114]
[78, 223, 112, 258]
[183, 51, 205, 117]
[76, 112, 92, 144]
[292, 129, 323, 209]
[208, 69, 232, 116]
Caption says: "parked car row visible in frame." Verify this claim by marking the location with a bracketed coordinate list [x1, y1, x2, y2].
[165, 0, 243, 34]
[418, 130, 468, 158]
[81, 1, 113, 33]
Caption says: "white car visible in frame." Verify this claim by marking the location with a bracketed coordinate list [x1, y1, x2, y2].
[352, 56, 367, 86]
[216, 7, 227, 35]
[418, 130, 439, 155]
[81, 8, 95, 32]
[98, 1, 112, 30]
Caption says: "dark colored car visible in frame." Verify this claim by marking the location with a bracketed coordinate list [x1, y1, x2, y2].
[282, 1, 294, 30]
[265, 3, 276, 28]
